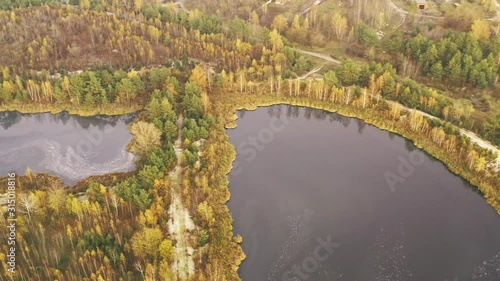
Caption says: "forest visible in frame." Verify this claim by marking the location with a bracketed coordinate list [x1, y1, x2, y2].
[1, 0, 498, 145]
[181, 0, 500, 145]
[0, 64, 248, 280]
[0, 0, 499, 280]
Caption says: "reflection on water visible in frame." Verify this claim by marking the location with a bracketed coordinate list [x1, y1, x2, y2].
[0, 111, 136, 130]
[228, 105, 500, 281]
[0, 111, 22, 129]
[0, 111, 137, 185]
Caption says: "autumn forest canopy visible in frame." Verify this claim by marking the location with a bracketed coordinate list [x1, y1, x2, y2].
[0, 0, 499, 280]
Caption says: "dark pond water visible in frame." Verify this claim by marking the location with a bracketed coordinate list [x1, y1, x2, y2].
[0, 111, 137, 185]
[227, 105, 500, 281]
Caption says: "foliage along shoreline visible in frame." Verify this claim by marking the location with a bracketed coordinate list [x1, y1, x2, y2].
[0, 1, 498, 279]
[3, 93, 495, 208]
[214, 93, 500, 216]
[0, 101, 142, 117]
[1, 89, 498, 280]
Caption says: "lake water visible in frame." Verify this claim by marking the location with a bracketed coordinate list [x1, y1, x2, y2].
[0, 111, 137, 185]
[227, 105, 500, 281]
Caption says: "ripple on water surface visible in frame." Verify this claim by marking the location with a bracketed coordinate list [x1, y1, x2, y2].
[227, 105, 500, 281]
[0, 111, 137, 184]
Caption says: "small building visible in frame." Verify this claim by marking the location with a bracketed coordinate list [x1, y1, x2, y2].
[415, 0, 428, 9]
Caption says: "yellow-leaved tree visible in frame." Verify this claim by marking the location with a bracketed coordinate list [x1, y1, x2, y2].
[129, 121, 162, 156]
[471, 20, 491, 41]
[189, 65, 208, 91]
[131, 227, 163, 259]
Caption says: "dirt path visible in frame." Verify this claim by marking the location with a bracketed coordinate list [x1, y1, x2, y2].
[175, 0, 190, 13]
[386, 0, 407, 28]
[387, 0, 409, 16]
[298, 46, 500, 168]
[299, 65, 324, 79]
[387, 0, 499, 21]
[167, 113, 196, 281]
[387, 0, 443, 19]
[387, 100, 500, 168]
[160, 0, 190, 13]
[485, 1, 500, 21]
[167, 191, 195, 281]
[298, 50, 341, 64]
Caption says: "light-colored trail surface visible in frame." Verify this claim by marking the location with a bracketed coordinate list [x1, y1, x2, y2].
[299, 65, 324, 79]
[387, 0, 443, 19]
[161, 0, 190, 13]
[388, 100, 500, 168]
[387, 0, 499, 21]
[167, 113, 196, 281]
[485, 0, 500, 21]
[298, 49, 341, 64]
[298, 46, 500, 168]
[175, 0, 190, 13]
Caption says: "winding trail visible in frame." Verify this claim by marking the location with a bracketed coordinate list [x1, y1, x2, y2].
[160, 0, 190, 13]
[37, 0, 500, 170]
[167, 113, 196, 281]
[297, 47, 500, 168]
[387, 0, 444, 19]
[174, 0, 190, 13]
[485, 0, 500, 21]
[387, 0, 409, 17]
[386, 0, 407, 28]
[387, 0, 500, 22]
[297, 50, 341, 64]
[387, 100, 500, 168]
[299, 65, 324, 79]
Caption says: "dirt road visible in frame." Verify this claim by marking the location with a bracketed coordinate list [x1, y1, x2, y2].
[387, 100, 500, 168]
[299, 47, 499, 168]
[298, 50, 341, 64]
[299, 65, 324, 79]
[388, 0, 500, 21]
[167, 113, 196, 281]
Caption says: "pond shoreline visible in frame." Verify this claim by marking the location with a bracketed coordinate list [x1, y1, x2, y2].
[225, 104, 500, 281]
[0, 109, 139, 187]
[0, 102, 142, 117]
[2, 93, 499, 280]
[216, 94, 500, 216]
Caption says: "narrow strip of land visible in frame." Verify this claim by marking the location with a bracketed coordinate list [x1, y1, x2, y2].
[167, 113, 196, 281]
